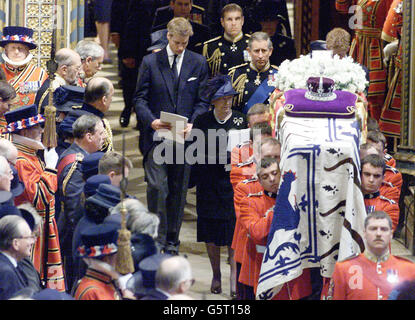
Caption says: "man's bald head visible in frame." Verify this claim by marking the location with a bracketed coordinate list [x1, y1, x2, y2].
[155, 256, 193, 294]
[84, 77, 114, 113]
[55, 48, 82, 85]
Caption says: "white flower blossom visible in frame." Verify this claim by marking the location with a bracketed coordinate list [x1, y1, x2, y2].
[269, 54, 368, 93]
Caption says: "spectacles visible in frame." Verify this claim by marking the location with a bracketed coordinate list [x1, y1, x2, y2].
[0, 169, 13, 178]
[15, 234, 37, 240]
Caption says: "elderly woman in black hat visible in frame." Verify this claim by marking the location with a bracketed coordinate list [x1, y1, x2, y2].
[191, 74, 248, 298]
[0, 26, 48, 108]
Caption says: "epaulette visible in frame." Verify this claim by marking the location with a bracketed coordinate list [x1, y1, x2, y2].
[192, 4, 205, 11]
[382, 180, 394, 187]
[247, 191, 263, 197]
[339, 253, 360, 262]
[394, 255, 415, 263]
[380, 195, 396, 204]
[386, 165, 399, 174]
[228, 62, 249, 72]
[245, 33, 251, 38]
[61, 152, 84, 196]
[242, 177, 257, 184]
[384, 153, 393, 160]
[271, 65, 279, 70]
[203, 35, 221, 45]
[237, 159, 254, 167]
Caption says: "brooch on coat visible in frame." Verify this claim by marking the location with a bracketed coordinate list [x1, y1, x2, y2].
[233, 117, 244, 126]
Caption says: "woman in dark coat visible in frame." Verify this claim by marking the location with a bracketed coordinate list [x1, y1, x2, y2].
[192, 75, 248, 297]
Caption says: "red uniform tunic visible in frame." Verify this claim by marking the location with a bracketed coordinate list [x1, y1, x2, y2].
[329, 252, 415, 300]
[364, 192, 399, 231]
[0, 62, 48, 108]
[232, 178, 262, 265]
[238, 188, 312, 299]
[379, 180, 400, 203]
[13, 137, 65, 292]
[74, 268, 122, 300]
[384, 164, 402, 191]
[385, 153, 396, 167]
[379, 0, 403, 137]
[230, 141, 254, 189]
[336, 0, 394, 120]
[0, 116, 10, 140]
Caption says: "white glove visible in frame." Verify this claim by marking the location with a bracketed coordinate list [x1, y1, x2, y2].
[44, 147, 59, 169]
[383, 40, 399, 66]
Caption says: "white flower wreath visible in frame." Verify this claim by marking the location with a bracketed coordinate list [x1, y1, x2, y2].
[268, 53, 368, 94]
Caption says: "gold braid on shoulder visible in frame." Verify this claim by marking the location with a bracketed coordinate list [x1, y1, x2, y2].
[204, 47, 222, 76]
[232, 73, 248, 107]
[102, 118, 113, 152]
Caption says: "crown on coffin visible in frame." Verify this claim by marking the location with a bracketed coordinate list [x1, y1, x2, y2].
[304, 76, 337, 101]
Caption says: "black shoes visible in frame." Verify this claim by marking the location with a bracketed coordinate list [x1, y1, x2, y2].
[119, 107, 131, 128]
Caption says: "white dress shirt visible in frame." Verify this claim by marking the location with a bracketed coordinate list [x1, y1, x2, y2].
[166, 44, 184, 76]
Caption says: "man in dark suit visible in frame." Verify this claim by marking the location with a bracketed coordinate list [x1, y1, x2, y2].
[0, 215, 33, 300]
[141, 256, 194, 300]
[134, 17, 209, 254]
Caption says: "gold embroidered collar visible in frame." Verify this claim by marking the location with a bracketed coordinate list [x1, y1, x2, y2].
[364, 250, 390, 263]
[223, 31, 243, 44]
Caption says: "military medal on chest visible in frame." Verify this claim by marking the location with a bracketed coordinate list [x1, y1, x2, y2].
[254, 74, 261, 86]
[230, 43, 238, 52]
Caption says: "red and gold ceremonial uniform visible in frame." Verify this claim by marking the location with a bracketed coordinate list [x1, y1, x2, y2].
[384, 164, 403, 191]
[336, 0, 394, 120]
[328, 251, 415, 300]
[364, 191, 399, 231]
[238, 187, 312, 299]
[12, 136, 65, 292]
[0, 116, 10, 140]
[385, 153, 396, 168]
[379, 0, 403, 138]
[0, 62, 48, 107]
[231, 177, 262, 299]
[230, 141, 253, 189]
[380, 180, 400, 203]
[73, 268, 122, 300]
[232, 178, 262, 268]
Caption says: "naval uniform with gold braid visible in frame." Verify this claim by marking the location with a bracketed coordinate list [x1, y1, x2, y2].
[65, 102, 113, 153]
[229, 61, 278, 113]
[203, 32, 250, 78]
[56, 142, 88, 291]
[13, 137, 65, 292]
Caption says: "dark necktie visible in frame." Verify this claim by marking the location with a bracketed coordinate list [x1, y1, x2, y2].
[171, 54, 179, 80]
[172, 54, 179, 105]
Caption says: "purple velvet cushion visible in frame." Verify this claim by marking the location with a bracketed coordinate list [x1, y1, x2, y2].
[283, 89, 358, 118]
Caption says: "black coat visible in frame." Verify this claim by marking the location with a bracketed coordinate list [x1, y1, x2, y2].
[0, 253, 28, 300]
[192, 110, 248, 220]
